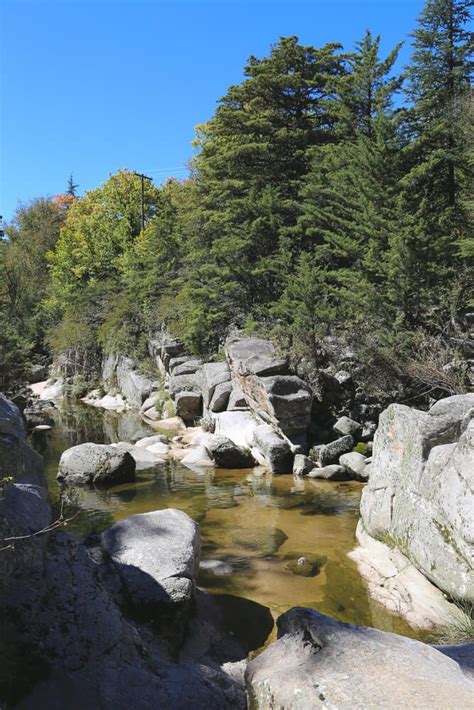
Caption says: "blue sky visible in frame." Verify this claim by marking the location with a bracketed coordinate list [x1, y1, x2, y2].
[1, 0, 425, 222]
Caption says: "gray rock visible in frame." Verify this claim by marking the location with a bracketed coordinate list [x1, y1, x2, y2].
[207, 436, 256, 469]
[334, 369, 352, 385]
[173, 359, 203, 376]
[7, 532, 244, 709]
[141, 405, 162, 421]
[101, 509, 200, 611]
[226, 336, 288, 376]
[175, 391, 202, 423]
[361, 421, 377, 442]
[181, 445, 215, 469]
[168, 355, 192, 373]
[307, 465, 349, 481]
[161, 340, 185, 358]
[102, 353, 154, 407]
[314, 435, 354, 467]
[139, 393, 158, 413]
[429, 392, 474, 425]
[292, 454, 314, 476]
[252, 424, 293, 474]
[339, 451, 369, 481]
[0, 392, 26, 439]
[209, 380, 232, 412]
[168, 373, 199, 397]
[333, 415, 362, 439]
[114, 442, 166, 470]
[360, 398, 474, 602]
[135, 434, 169, 448]
[0, 396, 44, 487]
[29, 363, 49, 383]
[259, 375, 313, 439]
[57, 443, 136, 485]
[228, 385, 247, 410]
[225, 337, 312, 445]
[201, 362, 231, 408]
[246, 608, 474, 709]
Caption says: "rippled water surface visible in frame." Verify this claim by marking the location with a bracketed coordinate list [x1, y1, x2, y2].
[35, 402, 423, 641]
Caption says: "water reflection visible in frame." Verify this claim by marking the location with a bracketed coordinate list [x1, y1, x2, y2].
[35, 401, 424, 640]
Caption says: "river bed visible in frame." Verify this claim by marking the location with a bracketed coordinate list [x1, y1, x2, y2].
[33, 401, 423, 642]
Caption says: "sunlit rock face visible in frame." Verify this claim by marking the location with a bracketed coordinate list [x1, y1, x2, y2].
[225, 336, 313, 446]
[246, 608, 474, 709]
[360, 393, 474, 602]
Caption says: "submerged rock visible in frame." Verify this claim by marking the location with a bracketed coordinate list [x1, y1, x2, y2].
[246, 608, 474, 709]
[284, 553, 327, 577]
[57, 443, 136, 485]
[307, 465, 349, 481]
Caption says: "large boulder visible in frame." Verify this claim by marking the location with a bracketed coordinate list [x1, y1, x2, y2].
[246, 608, 474, 709]
[360, 394, 474, 602]
[308, 464, 349, 481]
[292, 454, 314, 476]
[225, 336, 312, 444]
[100, 509, 200, 624]
[0, 394, 44, 486]
[333, 415, 362, 439]
[226, 336, 288, 377]
[311, 434, 354, 467]
[252, 424, 293, 474]
[113, 441, 166, 470]
[168, 373, 201, 400]
[201, 362, 231, 409]
[2, 531, 245, 709]
[209, 380, 232, 413]
[57, 443, 136, 485]
[206, 436, 256, 469]
[103, 353, 155, 407]
[175, 391, 202, 423]
[339, 451, 369, 481]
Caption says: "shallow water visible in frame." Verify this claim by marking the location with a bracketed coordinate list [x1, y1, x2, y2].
[35, 402, 423, 641]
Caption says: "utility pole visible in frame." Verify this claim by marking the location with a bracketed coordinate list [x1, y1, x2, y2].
[134, 172, 152, 231]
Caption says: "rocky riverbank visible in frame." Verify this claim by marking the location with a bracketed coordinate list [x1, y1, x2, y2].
[2, 384, 474, 708]
[36, 334, 375, 481]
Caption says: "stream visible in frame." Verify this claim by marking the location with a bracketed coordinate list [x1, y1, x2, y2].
[33, 401, 423, 642]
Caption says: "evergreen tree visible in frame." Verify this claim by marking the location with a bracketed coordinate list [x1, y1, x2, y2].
[66, 174, 79, 197]
[173, 37, 345, 352]
[277, 32, 405, 352]
[399, 0, 473, 326]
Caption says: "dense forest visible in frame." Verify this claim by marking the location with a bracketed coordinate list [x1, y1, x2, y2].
[1, 0, 472, 398]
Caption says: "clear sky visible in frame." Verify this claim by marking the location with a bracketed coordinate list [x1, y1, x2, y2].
[0, 0, 425, 222]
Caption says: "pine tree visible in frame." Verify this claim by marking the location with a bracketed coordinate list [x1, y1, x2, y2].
[278, 32, 405, 348]
[66, 174, 79, 197]
[399, 0, 473, 326]
[173, 37, 345, 352]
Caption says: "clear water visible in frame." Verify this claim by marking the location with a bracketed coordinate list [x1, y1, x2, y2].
[34, 401, 424, 642]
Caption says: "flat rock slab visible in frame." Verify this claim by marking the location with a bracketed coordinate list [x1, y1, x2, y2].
[246, 608, 474, 709]
[101, 509, 200, 610]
